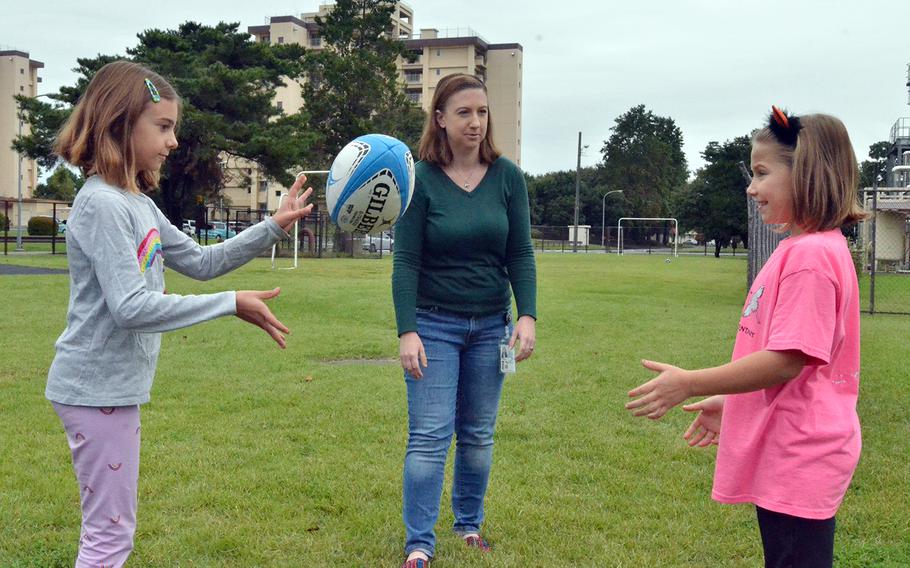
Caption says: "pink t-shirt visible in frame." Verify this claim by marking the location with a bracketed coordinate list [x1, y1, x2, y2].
[712, 229, 861, 519]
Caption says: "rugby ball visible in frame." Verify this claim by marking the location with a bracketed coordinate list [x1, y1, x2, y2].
[326, 134, 415, 234]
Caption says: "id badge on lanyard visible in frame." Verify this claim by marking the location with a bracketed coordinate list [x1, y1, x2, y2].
[499, 312, 516, 374]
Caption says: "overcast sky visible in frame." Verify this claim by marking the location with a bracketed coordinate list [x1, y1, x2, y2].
[4, 0, 909, 175]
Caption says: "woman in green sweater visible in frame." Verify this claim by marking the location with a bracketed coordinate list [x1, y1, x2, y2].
[392, 73, 537, 568]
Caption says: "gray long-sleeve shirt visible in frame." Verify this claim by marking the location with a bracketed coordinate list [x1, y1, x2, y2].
[46, 176, 287, 406]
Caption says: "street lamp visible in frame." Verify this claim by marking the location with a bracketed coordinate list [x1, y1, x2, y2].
[601, 189, 623, 249]
[15, 92, 54, 251]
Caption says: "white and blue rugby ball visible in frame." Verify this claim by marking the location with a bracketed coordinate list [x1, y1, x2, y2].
[326, 134, 415, 234]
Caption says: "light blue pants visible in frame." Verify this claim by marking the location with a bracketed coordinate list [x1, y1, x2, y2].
[402, 307, 510, 558]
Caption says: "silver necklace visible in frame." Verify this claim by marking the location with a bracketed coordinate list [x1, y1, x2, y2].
[451, 163, 481, 189]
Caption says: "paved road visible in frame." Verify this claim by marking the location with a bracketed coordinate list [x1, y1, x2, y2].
[0, 264, 68, 275]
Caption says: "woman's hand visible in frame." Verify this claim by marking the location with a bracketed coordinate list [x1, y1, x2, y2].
[235, 288, 290, 349]
[272, 173, 314, 233]
[399, 332, 428, 379]
[509, 315, 536, 362]
[625, 359, 693, 420]
[682, 395, 725, 447]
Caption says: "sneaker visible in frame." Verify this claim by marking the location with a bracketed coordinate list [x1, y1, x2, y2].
[463, 534, 492, 552]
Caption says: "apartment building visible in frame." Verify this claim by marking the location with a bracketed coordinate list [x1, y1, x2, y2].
[235, 2, 522, 213]
[401, 28, 523, 165]
[1, 50, 44, 207]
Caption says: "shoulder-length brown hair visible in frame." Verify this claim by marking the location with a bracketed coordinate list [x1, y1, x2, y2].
[54, 60, 180, 193]
[753, 113, 868, 232]
[418, 73, 500, 166]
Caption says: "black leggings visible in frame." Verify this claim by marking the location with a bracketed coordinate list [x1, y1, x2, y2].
[756, 506, 836, 568]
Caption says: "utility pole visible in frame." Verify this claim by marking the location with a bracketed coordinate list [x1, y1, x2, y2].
[573, 132, 581, 253]
[15, 117, 24, 251]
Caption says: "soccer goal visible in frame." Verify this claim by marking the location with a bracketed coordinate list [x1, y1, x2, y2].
[616, 217, 679, 257]
[271, 170, 329, 270]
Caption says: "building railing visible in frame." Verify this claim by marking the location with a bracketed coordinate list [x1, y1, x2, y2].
[410, 28, 487, 42]
[890, 117, 910, 143]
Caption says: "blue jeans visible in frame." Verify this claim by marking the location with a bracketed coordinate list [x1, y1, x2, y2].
[402, 307, 511, 558]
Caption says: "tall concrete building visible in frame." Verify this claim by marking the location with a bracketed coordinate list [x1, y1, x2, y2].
[401, 28, 523, 165]
[234, 2, 523, 214]
[1, 50, 44, 206]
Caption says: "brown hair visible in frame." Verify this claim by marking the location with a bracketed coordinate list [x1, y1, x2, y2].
[418, 73, 500, 165]
[753, 113, 868, 232]
[54, 60, 180, 193]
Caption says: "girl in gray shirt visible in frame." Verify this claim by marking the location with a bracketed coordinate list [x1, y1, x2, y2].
[46, 61, 314, 567]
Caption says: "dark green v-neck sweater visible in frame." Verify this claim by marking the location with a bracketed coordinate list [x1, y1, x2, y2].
[392, 157, 537, 335]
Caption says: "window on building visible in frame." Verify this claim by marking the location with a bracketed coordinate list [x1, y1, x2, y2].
[436, 49, 441, 56]
[407, 92, 421, 103]
[277, 101, 283, 110]
[278, 36, 284, 44]
[20, 86, 24, 92]
[275, 191, 282, 197]
[20, 68, 24, 74]
[310, 36, 321, 47]
[436, 69, 440, 76]
[259, 181, 268, 192]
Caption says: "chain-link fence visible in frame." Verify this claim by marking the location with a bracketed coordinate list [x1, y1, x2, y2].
[857, 188, 910, 315]
[186, 205, 395, 259]
[530, 224, 747, 256]
[1, 199, 394, 259]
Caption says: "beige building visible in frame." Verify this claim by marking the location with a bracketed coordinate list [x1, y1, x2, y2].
[1, 50, 45, 226]
[234, 2, 522, 214]
[401, 28, 523, 164]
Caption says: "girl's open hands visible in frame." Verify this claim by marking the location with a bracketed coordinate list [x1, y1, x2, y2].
[625, 359, 693, 420]
[682, 395, 725, 447]
[235, 288, 289, 348]
[273, 174, 314, 233]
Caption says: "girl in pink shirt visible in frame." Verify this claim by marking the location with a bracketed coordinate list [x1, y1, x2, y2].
[626, 107, 866, 568]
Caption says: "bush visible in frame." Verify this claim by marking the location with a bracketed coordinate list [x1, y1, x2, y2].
[27, 216, 57, 236]
[0, 212, 8, 232]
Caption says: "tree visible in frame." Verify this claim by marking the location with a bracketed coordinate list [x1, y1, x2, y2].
[858, 140, 891, 188]
[678, 136, 751, 257]
[34, 166, 85, 201]
[302, 0, 426, 165]
[14, 22, 318, 223]
[599, 105, 687, 220]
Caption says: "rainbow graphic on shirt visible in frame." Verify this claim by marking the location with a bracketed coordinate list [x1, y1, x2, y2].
[137, 229, 162, 273]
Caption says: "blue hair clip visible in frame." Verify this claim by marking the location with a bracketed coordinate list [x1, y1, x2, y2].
[144, 78, 161, 103]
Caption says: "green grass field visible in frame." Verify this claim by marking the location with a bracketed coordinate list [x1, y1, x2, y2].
[1, 254, 908, 567]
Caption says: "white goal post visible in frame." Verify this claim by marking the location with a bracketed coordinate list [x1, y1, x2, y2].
[271, 170, 329, 270]
[616, 217, 679, 257]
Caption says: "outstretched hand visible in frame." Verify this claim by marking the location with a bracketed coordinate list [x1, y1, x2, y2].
[625, 359, 693, 420]
[272, 173, 314, 232]
[235, 288, 290, 349]
[682, 395, 724, 447]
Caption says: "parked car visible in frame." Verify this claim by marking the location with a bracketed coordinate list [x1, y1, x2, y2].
[202, 221, 237, 241]
[57, 219, 67, 234]
[181, 220, 196, 236]
[360, 231, 394, 253]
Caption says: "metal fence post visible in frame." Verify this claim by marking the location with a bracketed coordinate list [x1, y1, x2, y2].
[52, 202, 57, 255]
[870, 185, 878, 315]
